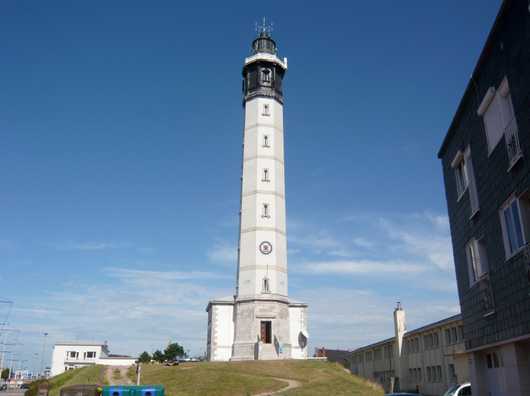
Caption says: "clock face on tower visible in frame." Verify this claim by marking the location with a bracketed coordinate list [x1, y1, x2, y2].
[259, 241, 273, 255]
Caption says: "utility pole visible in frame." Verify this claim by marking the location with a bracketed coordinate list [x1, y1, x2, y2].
[0, 300, 14, 373]
[40, 332, 48, 378]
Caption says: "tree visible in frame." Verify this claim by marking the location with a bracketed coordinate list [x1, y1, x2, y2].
[1, 368, 9, 380]
[164, 342, 185, 361]
[152, 350, 165, 363]
[138, 351, 151, 363]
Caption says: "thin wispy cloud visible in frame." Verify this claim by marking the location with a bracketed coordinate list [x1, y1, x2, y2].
[50, 242, 131, 251]
[207, 241, 237, 264]
[301, 259, 426, 275]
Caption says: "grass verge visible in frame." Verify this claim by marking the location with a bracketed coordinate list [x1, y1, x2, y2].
[27, 365, 105, 396]
[133, 360, 384, 396]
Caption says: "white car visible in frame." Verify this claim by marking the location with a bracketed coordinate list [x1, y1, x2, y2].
[443, 382, 472, 396]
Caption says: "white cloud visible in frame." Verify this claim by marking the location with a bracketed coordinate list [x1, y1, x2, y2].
[13, 266, 233, 363]
[50, 242, 130, 251]
[352, 237, 374, 249]
[300, 259, 426, 275]
[380, 214, 453, 271]
[207, 241, 237, 264]
[291, 286, 460, 351]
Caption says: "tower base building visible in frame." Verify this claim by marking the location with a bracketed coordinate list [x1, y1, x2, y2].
[206, 25, 308, 361]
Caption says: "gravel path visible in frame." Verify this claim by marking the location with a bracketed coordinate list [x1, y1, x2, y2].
[105, 366, 134, 385]
[253, 377, 302, 396]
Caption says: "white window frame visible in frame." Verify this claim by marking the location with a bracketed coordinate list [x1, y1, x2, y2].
[500, 196, 528, 259]
[451, 150, 468, 200]
[465, 237, 488, 286]
[478, 77, 517, 156]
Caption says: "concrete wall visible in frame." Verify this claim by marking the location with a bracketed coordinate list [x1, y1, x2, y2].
[289, 305, 308, 359]
[207, 303, 234, 361]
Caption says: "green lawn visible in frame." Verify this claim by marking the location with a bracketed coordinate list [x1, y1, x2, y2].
[27, 365, 106, 396]
[133, 360, 384, 396]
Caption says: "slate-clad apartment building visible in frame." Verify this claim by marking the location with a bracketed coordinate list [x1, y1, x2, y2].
[438, 1, 530, 394]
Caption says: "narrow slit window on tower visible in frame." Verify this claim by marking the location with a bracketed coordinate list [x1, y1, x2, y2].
[262, 104, 270, 116]
[262, 203, 270, 218]
[262, 168, 270, 182]
[262, 277, 270, 293]
[263, 134, 270, 147]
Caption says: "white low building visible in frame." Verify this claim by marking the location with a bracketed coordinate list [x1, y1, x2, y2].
[51, 342, 137, 377]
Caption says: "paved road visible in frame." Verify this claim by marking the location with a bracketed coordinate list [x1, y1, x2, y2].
[1, 390, 26, 396]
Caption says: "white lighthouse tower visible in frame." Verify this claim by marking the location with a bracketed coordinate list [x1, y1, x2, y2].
[206, 23, 308, 361]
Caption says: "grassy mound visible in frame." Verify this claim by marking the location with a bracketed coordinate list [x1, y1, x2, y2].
[27, 365, 105, 396]
[133, 360, 383, 396]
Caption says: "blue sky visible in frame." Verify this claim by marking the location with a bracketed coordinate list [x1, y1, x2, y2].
[1, 0, 501, 372]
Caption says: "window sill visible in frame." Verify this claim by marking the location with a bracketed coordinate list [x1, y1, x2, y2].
[457, 188, 468, 203]
[507, 153, 523, 172]
[504, 244, 528, 262]
[483, 310, 496, 318]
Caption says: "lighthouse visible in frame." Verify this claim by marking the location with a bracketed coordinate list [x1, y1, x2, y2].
[206, 23, 308, 361]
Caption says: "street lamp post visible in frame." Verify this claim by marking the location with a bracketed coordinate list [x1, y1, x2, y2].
[40, 333, 48, 378]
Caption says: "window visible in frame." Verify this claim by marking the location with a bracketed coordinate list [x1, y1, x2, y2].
[374, 348, 382, 361]
[448, 364, 456, 382]
[263, 134, 270, 147]
[451, 147, 479, 215]
[261, 68, 271, 84]
[365, 351, 373, 361]
[486, 351, 503, 369]
[67, 351, 79, 359]
[262, 104, 270, 117]
[500, 195, 530, 258]
[262, 168, 270, 182]
[452, 152, 468, 198]
[436, 366, 442, 382]
[458, 325, 464, 342]
[84, 351, 96, 359]
[445, 329, 451, 345]
[465, 238, 488, 285]
[478, 78, 517, 155]
[427, 367, 432, 382]
[262, 203, 270, 218]
[262, 277, 270, 293]
[433, 332, 439, 348]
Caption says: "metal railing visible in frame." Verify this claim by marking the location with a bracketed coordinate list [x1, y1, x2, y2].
[504, 117, 522, 169]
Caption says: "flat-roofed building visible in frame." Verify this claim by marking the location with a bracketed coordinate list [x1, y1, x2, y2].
[350, 304, 469, 395]
[50, 342, 136, 376]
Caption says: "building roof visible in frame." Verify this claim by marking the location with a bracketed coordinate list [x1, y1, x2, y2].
[54, 342, 107, 347]
[437, 0, 510, 158]
[100, 355, 135, 359]
[404, 313, 462, 338]
[351, 313, 462, 354]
